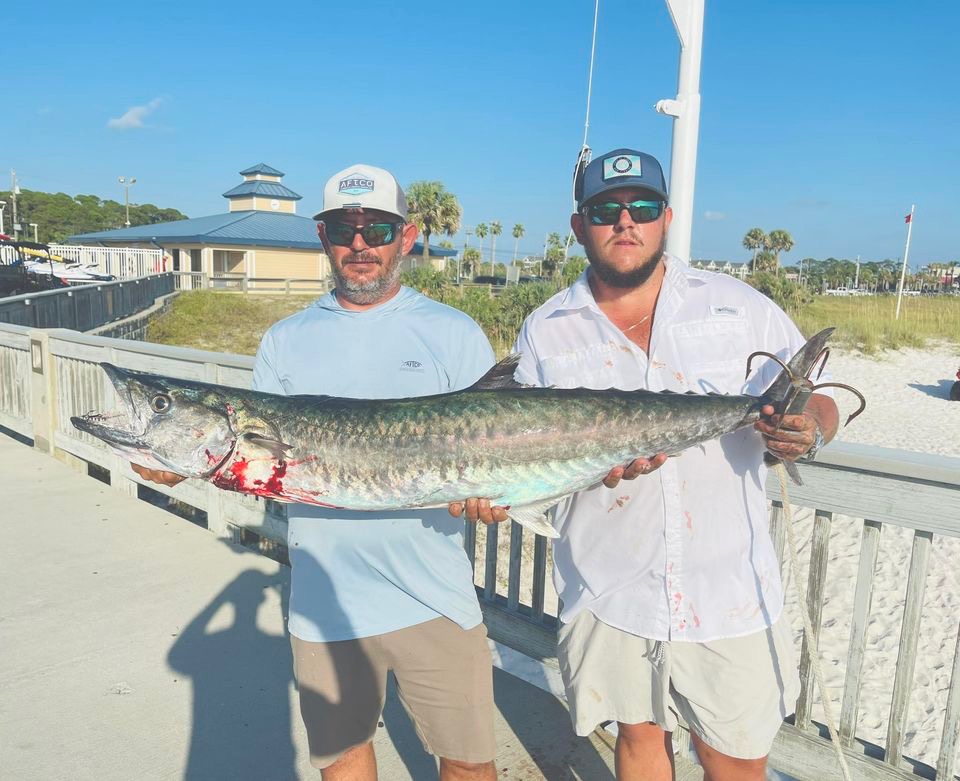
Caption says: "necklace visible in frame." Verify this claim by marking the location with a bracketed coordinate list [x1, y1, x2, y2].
[621, 313, 651, 334]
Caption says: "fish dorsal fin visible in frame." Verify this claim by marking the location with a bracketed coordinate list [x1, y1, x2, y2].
[507, 499, 561, 539]
[472, 354, 524, 390]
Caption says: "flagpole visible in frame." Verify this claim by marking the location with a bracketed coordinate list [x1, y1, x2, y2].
[895, 204, 915, 320]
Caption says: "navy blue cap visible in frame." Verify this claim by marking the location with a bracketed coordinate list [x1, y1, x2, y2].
[576, 148, 668, 208]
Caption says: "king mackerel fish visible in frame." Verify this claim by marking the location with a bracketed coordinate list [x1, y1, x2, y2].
[71, 329, 845, 539]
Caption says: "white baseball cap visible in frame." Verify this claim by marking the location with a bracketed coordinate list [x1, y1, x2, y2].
[312, 164, 408, 221]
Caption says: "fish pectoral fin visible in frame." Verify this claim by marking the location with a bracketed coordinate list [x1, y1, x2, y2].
[507, 500, 560, 539]
[239, 430, 292, 461]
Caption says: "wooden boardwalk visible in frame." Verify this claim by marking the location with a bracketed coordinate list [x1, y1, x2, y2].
[0, 433, 662, 780]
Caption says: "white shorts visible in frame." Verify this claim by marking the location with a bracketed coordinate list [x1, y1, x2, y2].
[557, 610, 800, 760]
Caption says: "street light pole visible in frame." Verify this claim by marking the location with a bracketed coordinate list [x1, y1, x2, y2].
[118, 176, 137, 227]
[0, 201, 5, 235]
[29, 223, 38, 242]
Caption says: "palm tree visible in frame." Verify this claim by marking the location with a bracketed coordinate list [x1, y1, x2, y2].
[512, 223, 525, 263]
[489, 221, 502, 276]
[766, 229, 794, 274]
[742, 228, 767, 273]
[405, 181, 463, 260]
[474, 223, 488, 272]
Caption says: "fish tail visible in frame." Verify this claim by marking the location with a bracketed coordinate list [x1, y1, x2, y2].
[760, 327, 834, 413]
[756, 328, 835, 486]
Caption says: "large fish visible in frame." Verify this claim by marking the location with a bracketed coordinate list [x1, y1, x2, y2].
[71, 329, 841, 539]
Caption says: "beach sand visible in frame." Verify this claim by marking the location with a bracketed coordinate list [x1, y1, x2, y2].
[477, 341, 960, 771]
[783, 342, 960, 770]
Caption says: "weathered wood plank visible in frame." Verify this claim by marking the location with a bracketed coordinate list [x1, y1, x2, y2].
[483, 521, 499, 602]
[480, 596, 558, 663]
[840, 519, 883, 747]
[936, 620, 960, 780]
[886, 530, 933, 766]
[770, 722, 938, 781]
[508, 521, 523, 611]
[767, 458, 960, 538]
[796, 509, 832, 730]
[532, 534, 548, 622]
[463, 519, 477, 573]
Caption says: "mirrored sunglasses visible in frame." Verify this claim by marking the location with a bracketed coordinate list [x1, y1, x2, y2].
[583, 199, 664, 226]
[325, 221, 403, 247]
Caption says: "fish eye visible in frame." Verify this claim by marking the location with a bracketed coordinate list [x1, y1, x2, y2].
[150, 393, 173, 414]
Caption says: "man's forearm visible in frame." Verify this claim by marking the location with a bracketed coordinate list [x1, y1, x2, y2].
[806, 392, 840, 443]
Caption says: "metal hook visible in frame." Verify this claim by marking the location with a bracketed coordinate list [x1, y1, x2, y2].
[745, 351, 794, 381]
[810, 347, 830, 381]
[810, 382, 867, 426]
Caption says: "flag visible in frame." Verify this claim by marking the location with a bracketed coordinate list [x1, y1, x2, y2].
[904, 213, 912, 224]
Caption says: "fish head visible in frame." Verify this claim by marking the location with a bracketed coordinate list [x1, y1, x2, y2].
[71, 363, 237, 477]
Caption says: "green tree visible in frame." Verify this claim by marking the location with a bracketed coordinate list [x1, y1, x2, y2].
[489, 220, 502, 276]
[405, 181, 462, 260]
[742, 228, 767, 273]
[0, 188, 188, 243]
[512, 223, 525, 263]
[462, 246, 480, 278]
[766, 229, 795, 273]
[474, 223, 488, 271]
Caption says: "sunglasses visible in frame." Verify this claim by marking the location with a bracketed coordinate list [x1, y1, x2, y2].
[583, 199, 665, 226]
[325, 220, 403, 247]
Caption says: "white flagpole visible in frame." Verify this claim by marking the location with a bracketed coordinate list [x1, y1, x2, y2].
[895, 204, 915, 320]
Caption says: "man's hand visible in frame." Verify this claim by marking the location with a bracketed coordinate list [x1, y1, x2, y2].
[131, 463, 187, 487]
[754, 393, 839, 463]
[754, 405, 819, 462]
[602, 454, 668, 488]
[448, 498, 510, 525]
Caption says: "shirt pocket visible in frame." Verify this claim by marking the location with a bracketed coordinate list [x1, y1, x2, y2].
[669, 320, 750, 395]
[539, 340, 635, 389]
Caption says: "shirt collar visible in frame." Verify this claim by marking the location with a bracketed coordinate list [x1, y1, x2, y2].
[553, 253, 697, 314]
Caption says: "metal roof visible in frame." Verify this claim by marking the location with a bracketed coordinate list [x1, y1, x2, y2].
[70, 214, 461, 257]
[238, 163, 285, 177]
[69, 211, 321, 250]
[221, 181, 302, 200]
[411, 242, 458, 257]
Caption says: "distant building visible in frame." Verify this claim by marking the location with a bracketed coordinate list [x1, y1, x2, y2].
[70, 163, 455, 285]
[690, 259, 750, 280]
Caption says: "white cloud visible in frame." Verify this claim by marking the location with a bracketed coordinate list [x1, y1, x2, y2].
[107, 98, 162, 129]
[704, 211, 726, 221]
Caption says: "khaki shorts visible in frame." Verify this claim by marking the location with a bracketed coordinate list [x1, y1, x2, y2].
[291, 618, 495, 769]
[558, 610, 800, 760]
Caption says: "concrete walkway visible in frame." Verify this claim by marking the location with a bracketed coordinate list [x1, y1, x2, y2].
[0, 434, 636, 780]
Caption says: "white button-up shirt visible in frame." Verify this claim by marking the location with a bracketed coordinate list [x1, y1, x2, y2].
[513, 256, 810, 642]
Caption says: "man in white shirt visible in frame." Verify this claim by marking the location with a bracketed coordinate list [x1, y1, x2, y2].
[459, 148, 838, 781]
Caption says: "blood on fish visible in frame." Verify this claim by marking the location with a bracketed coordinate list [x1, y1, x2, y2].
[684, 511, 693, 530]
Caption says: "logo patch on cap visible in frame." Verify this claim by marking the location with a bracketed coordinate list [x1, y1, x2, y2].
[338, 174, 375, 196]
[603, 154, 643, 181]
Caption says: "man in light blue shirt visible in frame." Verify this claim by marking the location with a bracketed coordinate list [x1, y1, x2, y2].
[137, 164, 498, 781]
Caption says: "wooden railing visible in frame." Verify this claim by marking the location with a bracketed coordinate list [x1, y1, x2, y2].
[1, 324, 958, 780]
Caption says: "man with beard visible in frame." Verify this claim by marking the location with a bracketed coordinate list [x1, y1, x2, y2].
[455, 148, 837, 780]
[135, 164, 498, 781]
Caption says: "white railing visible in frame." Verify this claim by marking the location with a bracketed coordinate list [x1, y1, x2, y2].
[49, 244, 165, 279]
[2, 324, 959, 780]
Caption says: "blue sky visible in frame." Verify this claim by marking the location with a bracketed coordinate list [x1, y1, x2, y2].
[4, 0, 957, 268]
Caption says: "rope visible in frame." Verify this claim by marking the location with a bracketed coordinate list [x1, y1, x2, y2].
[775, 462, 853, 781]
